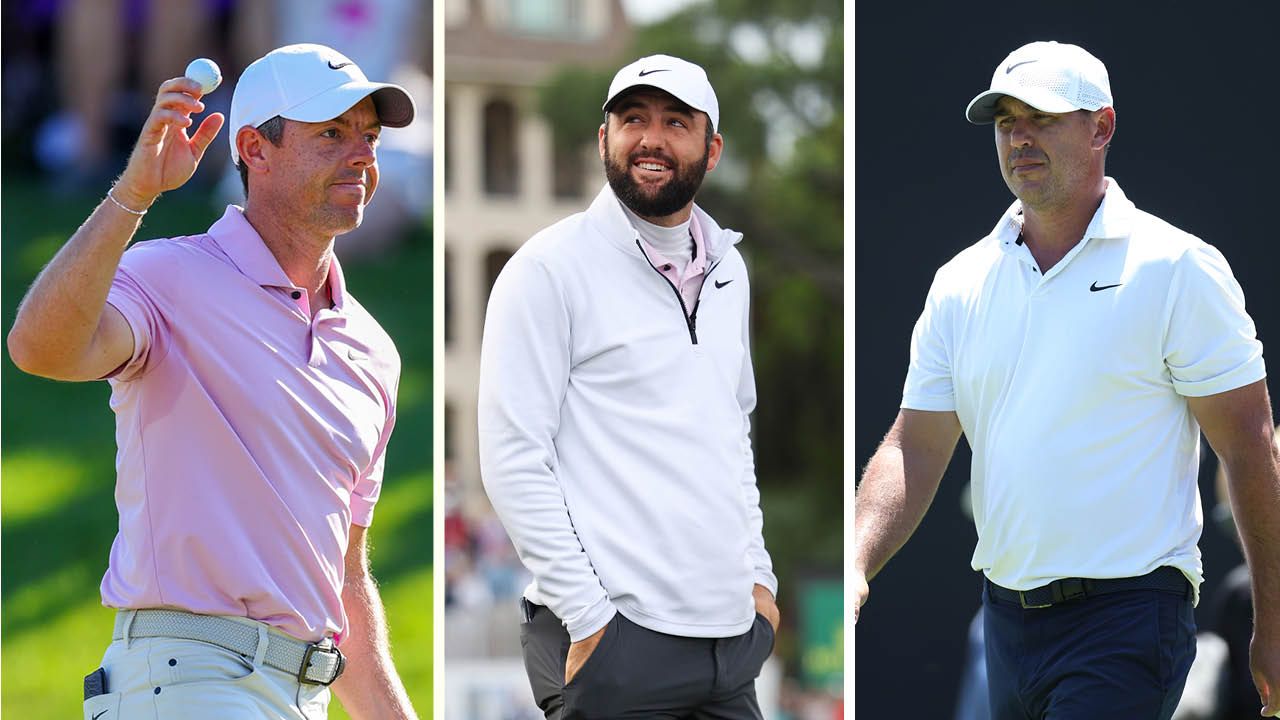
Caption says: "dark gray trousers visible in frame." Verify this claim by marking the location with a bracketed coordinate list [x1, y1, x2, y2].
[519, 600, 773, 720]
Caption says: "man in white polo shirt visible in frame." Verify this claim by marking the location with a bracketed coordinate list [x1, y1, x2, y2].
[7, 44, 418, 718]
[478, 55, 779, 719]
[853, 41, 1280, 718]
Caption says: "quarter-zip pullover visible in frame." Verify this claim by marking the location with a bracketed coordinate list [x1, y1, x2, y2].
[478, 184, 776, 642]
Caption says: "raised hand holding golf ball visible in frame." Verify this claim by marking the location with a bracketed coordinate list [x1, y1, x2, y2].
[185, 58, 222, 95]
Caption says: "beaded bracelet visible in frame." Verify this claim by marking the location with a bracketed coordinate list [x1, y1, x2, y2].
[106, 189, 149, 216]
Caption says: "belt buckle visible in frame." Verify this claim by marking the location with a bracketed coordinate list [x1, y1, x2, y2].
[299, 642, 346, 686]
[1018, 591, 1053, 609]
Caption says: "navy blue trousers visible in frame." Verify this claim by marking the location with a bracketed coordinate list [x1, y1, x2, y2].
[983, 579, 1196, 720]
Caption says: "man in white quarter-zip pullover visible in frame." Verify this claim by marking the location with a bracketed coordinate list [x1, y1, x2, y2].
[478, 54, 779, 720]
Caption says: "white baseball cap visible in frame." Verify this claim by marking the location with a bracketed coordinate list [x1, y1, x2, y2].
[965, 41, 1113, 124]
[603, 54, 720, 132]
[229, 43, 415, 163]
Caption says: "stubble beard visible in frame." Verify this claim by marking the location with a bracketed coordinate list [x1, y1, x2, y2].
[604, 137, 710, 219]
[314, 202, 364, 238]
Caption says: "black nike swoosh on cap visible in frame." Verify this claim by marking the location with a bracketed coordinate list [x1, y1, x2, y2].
[1005, 59, 1037, 74]
[328, 61, 353, 70]
[637, 69, 670, 77]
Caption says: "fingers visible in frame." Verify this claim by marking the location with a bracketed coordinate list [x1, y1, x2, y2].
[190, 113, 226, 158]
[152, 91, 205, 121]
[853, 572, 869, 625]
[117, 76, 220, 200]
[139, 78, 206, 133]
[1256, 669, 1278, 716]
[136, 91, 205, 145]
[156, 76, 208, 102]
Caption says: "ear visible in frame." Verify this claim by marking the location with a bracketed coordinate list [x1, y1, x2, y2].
[597, 122, 608, 161]
[237, 125, 271, 177]
[705, 132, 724, 173]
[1091, 107, 1116, 151]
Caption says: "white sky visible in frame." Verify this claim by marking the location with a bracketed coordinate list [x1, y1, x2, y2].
[620, 0, 705, 24]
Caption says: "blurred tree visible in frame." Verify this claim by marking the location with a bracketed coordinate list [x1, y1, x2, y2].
[539, 0, 844, 651]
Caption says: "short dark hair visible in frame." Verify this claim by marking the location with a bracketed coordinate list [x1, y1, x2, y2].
[236, 116, 286, 196]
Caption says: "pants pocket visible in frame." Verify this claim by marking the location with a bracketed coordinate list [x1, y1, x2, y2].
[152, 638, 256, 687]
[562, 614, 628, 719]
[748, 612, 775, 678]
[1154, 594, 1197, 691]
[756, 612, 776, 655]
[520, 602, 571, 719]
[564, 613, 621, 690]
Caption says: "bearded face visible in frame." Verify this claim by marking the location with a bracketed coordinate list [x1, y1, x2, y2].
[599, 89, 719, 223]
[603, 125, 711, 219]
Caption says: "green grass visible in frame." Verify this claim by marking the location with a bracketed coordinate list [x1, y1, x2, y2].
[1, 178, 434, 717]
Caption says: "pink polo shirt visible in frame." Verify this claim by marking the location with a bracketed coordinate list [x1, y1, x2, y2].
[101, 205, 399, 642]
[638, 213, 708, 312]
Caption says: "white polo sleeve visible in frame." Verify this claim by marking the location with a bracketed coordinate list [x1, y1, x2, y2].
[901, 270, 957, 411]
[1163, 244, 1266, 397]
[477, 252, 616, 642]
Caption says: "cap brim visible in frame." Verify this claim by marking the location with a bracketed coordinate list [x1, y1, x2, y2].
[281, 81, 415, 128]
[964, 89, 1082, 124]
[603, 83, 692, 113]
[603, 83, 715, 129]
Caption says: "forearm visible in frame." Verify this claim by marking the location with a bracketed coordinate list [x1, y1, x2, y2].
[854, 410, 960, 581]
[11, 75, 221, 380]
[1192, 381, 1280, 626]
[1223, 440, 1280, 625]
[7, 189, 147, 378]
[855, 443, 939, 580]
[332, 568, 417, 719]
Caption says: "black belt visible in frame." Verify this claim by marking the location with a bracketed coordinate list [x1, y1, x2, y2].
[986, 566, 1190, 609]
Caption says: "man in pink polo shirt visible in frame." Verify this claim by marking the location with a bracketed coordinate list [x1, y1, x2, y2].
[7, 44, 418, 719]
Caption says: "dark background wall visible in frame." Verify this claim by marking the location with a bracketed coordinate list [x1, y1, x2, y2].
[855, 2, 1277, 715]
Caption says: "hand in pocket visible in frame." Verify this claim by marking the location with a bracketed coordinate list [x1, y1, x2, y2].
[564, 622, 608, 684]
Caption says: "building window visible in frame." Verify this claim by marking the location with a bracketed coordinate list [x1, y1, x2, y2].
[553, 139, 585, 198]
[444, 249, 454, 344]
[506, 0, 581, 36]
[484, 248, 514, 307]
[443, 99, 452, 194]
[444, 402, 456, 461]
[483, 100, 518, 196]
[444, 0, 469, 27]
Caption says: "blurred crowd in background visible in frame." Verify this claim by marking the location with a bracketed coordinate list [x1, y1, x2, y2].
[2, 0, 432, 250]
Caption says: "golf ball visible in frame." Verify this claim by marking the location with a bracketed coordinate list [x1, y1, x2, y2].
[185, 58, 222, 95]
